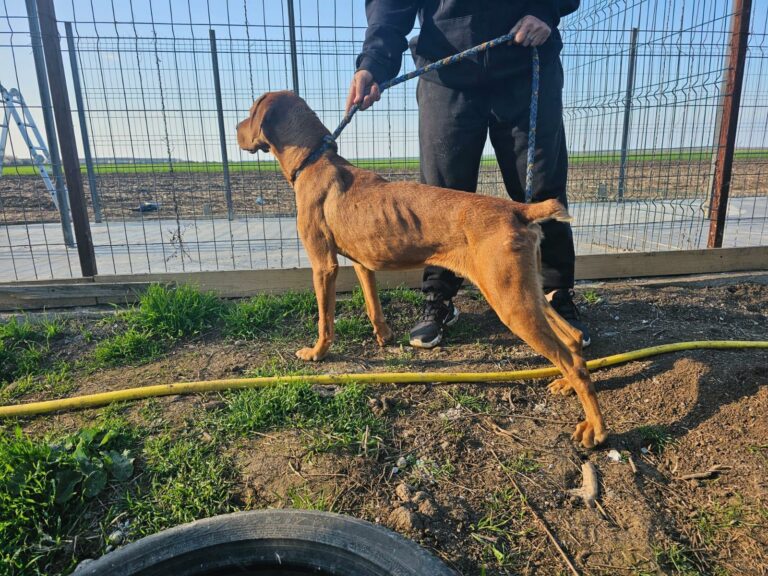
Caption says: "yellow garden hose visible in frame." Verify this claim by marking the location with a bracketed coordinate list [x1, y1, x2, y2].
[1, 340, 766, 418]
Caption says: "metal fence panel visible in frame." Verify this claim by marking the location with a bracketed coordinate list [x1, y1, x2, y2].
[0, 0, 765, 281]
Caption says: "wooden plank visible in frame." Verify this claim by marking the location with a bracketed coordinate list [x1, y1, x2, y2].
[0, 247, 766, 311]
[575, 246, 768, 279]
[0, 283, 150, 310]
[94, 268, 424, 297]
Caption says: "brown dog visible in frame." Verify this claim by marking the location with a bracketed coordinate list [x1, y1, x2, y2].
[237, 91, 607, 448]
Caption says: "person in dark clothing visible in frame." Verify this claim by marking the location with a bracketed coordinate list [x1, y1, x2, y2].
[346, 0, 590, 349]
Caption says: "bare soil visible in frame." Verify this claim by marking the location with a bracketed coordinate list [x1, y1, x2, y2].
[1, 159, 764, 224]
[10, 275, 768, 575]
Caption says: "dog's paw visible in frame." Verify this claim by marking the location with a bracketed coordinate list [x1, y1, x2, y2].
[295, 347, 324, 361]
[571, 420, 608, 449]
[375, 324, 394, 346]
[548, 377, 574, 396]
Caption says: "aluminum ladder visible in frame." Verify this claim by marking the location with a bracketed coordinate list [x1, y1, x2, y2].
[0, 83, 64, 209]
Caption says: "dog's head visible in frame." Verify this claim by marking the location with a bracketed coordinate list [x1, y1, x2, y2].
[237, 91, 324, 155]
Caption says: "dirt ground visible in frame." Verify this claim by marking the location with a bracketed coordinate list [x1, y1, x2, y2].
[7, 274, 768, 575]
[0, 159, 763, 224]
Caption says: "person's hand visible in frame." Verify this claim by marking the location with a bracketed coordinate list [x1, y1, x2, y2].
[510, 15, 551, 47]
[345, 69, 381, 114]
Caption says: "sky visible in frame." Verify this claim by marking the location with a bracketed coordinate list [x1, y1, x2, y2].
[2, 0, 766, 166]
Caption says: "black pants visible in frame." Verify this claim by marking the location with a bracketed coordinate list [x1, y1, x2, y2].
[418, 58, 574, 297]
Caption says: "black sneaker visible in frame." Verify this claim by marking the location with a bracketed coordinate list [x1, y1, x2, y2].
[548, 289, 592, 348]
[409, 295, 460, 349]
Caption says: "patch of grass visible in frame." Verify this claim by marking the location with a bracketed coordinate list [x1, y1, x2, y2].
[636, 424, 675, 454]
[409, 458, 456, 486]
[130, 283, 224, 340]
[0, 316, 65, 384]
[334, 316, 370, 341]
[694, 497, 745, 545]
[0, 426, 135, 575]
[285, 485, 333, 511]
[444, 389, 489, 413]
[506, 452, 541, 474]
[245, 357, 317, 378]
[93, 327, 165, 366]
[223, 291, 316, 339]
[210, 382, 385, 453]
[653, 542, 701, 575]
[122, 433, 236, 538]
[471, 488, 532, 569]
[581, 289, 602, 305]
[92, 284, 224, 367]
[0, 362, 75, 403]
[383, 285, 425, 307]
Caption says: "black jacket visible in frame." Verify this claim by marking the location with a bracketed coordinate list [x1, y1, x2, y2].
[356, 0, 579, 88]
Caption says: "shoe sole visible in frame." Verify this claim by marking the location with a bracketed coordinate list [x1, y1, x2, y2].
[409, 309, 460, 349]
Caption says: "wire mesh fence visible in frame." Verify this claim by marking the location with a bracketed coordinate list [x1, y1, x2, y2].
[0, 0, 765, 281]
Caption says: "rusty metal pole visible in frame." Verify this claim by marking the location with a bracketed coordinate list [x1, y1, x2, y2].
[707, 0, 752, 248]
[36, 0, 97, 276]
[286, 0, 300, 95]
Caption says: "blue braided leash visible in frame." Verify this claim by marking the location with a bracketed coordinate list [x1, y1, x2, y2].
[292, 34, 540, 202]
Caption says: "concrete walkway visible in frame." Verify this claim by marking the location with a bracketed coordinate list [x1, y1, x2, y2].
[1, 196, 765, 281]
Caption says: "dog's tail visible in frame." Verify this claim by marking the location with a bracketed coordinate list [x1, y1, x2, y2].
[518, 199, 572, 225]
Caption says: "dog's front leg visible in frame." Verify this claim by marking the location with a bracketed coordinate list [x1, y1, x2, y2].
[296, 261, 338, 362]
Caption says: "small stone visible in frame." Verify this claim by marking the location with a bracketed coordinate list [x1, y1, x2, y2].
[107, 530, 124, 545]
[607, 449, 622, 462]
[396, 456, 408, 468]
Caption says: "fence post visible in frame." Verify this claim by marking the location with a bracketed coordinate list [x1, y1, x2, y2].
[36, 0, 97, 276]
[286, 0, 301, 95]
[64, 21, 102, 223]
[707, 0, 751, 248]
[209, 29, 234, 221]
[617, 27, 639, 202]
[24, 0, 75, 247]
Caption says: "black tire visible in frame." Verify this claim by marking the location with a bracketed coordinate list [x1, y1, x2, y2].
[76, 510, 457, 576]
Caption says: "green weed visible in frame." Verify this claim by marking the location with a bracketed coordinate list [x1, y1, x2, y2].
[0, 426, 135, 575]
[383, 285, 425, 307]
[471, 488, 531, 568]
[444, 389, 489, 413]
[334, 316, 371, 341]
[210, 382, 385, 453]
[0, 316, 64, 384]
[122, 433, 235, 538]
[0, 362, 75, 403]
[93, 327, 164, 366]
[93, 284, 224, 367]
[636, 424, 675, 454]
[653, 542, 701, 575]
[506, 452, 541, 474]
[581, 289, 602, 305]
[285, 486, 333, 511]
[223, 291, 316, 339]
[130, 283, 223, 340]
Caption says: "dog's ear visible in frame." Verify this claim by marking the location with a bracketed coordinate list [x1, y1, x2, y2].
[258, 94, 290, 145]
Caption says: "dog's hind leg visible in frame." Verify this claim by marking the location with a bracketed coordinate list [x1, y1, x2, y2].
[473, 257, 607, 448]
[353, 263, 393, 346]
